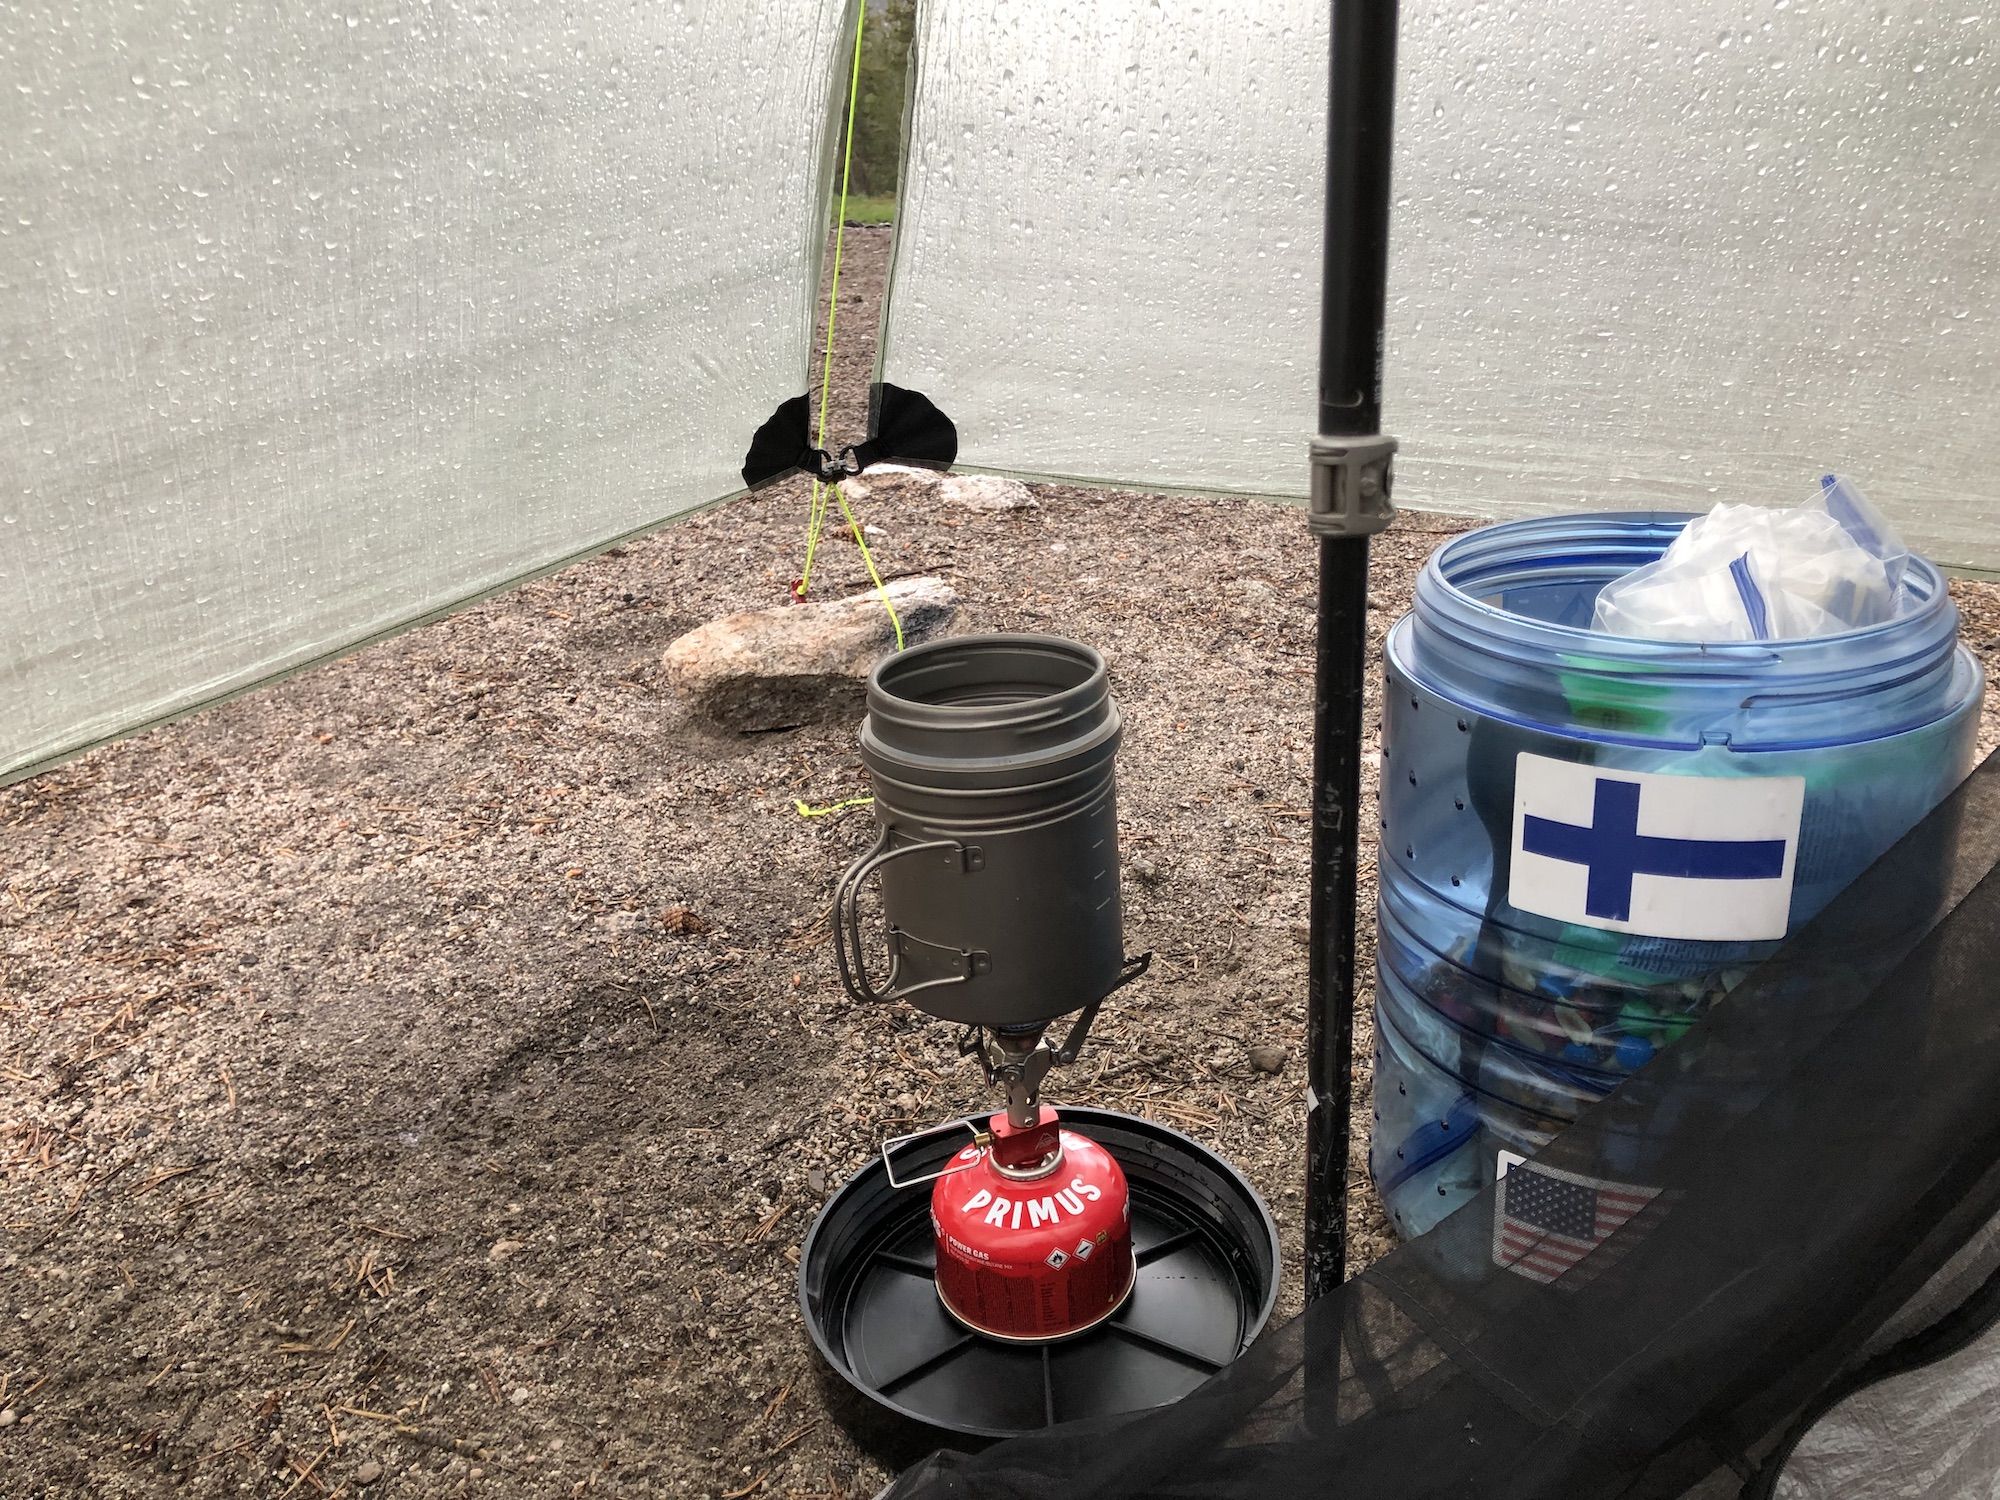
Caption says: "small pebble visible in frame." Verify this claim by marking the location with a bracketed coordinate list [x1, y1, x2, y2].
[1248, 1044, 1290, 1075]
[509, 1386, 532, 1406]
[488, 1238, 526, 1263]
[807, 1167, 827, 1195]
[0, 1409, 17, 1428]
[353, 1459, 383, 1485]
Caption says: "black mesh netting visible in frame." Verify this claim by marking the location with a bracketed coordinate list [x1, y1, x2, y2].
[881, 750, 2000, 1500]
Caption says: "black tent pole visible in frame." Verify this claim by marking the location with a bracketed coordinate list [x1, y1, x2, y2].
[1303, 0, 1401, 1304]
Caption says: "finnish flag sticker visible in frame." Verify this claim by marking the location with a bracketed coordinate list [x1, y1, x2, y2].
[1509, 755, 1805, 943]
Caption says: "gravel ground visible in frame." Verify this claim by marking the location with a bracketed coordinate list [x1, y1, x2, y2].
[4, 225, 1999, 1500]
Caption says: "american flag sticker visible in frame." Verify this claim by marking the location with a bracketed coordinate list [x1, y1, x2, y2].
[1493, 1155, 1659, 1284]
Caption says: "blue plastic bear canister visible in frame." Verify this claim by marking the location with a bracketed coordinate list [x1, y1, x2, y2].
[1370, 513, 1983, 1239]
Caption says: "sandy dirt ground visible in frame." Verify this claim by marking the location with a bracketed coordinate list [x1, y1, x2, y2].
[5, 226, 1999, 1500]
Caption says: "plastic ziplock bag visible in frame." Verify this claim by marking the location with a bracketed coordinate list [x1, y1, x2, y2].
[1593, 476, 1911, 642]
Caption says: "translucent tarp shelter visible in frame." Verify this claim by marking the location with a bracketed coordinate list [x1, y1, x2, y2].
[5, 0, 1999, 1490]
[882, 0, 1997, 560]
[1, 0, 855, 782]
[5, 0, 1994, 784]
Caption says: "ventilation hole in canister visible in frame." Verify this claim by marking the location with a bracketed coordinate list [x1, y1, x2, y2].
[1457, 719, 1469, 733]
[1405, 846, 1414, 860]
[1454, 797, 1466, 811]
[1450, 876, 1462, 888]
[1407, 770, 1418, 787]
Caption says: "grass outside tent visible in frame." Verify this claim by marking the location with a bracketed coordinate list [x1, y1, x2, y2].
[840, 192, 897, 225]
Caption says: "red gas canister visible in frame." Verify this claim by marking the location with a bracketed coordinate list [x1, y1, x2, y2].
[929, 1107, 1135, 1342]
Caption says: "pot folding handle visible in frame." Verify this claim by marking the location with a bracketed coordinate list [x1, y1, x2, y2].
[831, 830, 987, 1006]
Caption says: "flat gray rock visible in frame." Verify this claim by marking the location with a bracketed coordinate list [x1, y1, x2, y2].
[939, 473, 1035, 511]
[664, 576, 961, 731]
[840, 466, 1036, 512]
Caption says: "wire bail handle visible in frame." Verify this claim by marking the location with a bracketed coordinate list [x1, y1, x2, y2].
[880, 1117, 991, 1190]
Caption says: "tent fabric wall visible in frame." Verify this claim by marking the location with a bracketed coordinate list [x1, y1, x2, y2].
[1769, 1214, 2000, 1498]
[0, 0, 852, 783]
[1777, 1307, 2000, 1499]
[878, 0, 1998, 572]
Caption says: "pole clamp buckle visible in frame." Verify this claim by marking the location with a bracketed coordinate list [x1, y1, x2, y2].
[1307, 433, 1398, 538]
[808, 445, 864, 482]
